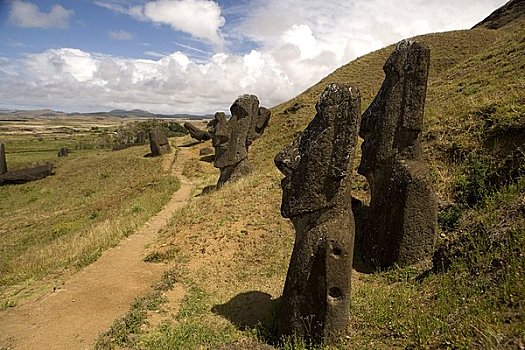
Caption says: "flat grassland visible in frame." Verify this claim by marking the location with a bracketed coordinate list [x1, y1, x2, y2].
[0, 116, 179, 306]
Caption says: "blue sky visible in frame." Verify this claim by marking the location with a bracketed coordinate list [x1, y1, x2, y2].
[0, 0, 508, 114]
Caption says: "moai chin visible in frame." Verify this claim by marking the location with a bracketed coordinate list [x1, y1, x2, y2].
[0, 143, 7, 175]
[209, 94, 271, 188]
[358, 39, 438, 268]
[274, 83, 361, 344]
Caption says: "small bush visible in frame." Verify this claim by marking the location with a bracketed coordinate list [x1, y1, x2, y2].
[454, 153, 497, 206]
[438, 204, 463, 232]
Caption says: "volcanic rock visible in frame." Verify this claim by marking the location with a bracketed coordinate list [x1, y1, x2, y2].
[274, 83, 361, 344]
[148, 127, 171, 156]
[0, 144, 6, 175]
[358, 40, 437, 268]
[184, 122, 212, 142]
[209, 95, 271, 187]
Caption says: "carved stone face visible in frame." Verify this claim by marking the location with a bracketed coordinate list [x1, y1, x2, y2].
[212, 95, 260, 169]
[210, 112, 229, 164]
[358, 40, 429, 177]
[275, 83, 361, 218]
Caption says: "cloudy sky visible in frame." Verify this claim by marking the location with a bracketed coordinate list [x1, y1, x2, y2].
[0, 0, 507, 114]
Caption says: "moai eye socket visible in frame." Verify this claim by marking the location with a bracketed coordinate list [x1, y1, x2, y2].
[328, 287, 343, 300]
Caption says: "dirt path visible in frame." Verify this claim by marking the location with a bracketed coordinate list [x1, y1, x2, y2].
[0, 139, 198, 350]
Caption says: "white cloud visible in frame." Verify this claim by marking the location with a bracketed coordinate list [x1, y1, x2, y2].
[25, 48, 98, 83]
[96, 0, 225, 45]
[0, 47, 293, 113]
[9, 0, 74, 29]
[108, 30, 134, 41]
[1, 0, 509, 113]
[144, 0, 225, 44]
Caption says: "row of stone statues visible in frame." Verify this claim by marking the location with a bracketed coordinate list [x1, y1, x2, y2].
[1, 37, 436, 345]
[185, 94, 272, 188]
[274, 40, 437, 344]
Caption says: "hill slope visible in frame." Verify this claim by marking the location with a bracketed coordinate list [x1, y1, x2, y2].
[101, 14, 525, 350]
[473, 0, 525, 29]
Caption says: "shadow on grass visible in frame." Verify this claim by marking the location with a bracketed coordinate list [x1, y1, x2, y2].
[212, 291, 278, 331]
[351, 198, 377, 274]
[179, 141, 202, 148]
[197, 184, 217, 196]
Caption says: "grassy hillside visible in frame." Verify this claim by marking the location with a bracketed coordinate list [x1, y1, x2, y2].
[0, 134, 179, 307]
[100, 23, 525, 350]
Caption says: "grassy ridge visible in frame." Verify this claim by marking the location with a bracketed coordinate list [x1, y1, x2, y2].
[0, 143, 179, 306]
[113, 23, 525, 349]
[3, 18, 520, 350]
[251, 27, 507, 171]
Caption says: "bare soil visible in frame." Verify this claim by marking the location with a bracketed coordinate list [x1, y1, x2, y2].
[0, 137, 199, 350]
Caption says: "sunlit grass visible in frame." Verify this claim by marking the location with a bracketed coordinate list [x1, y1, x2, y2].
[0, 137, 179, 305]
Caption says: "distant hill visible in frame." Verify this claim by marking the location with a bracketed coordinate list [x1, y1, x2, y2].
[107, 109, 155, 118]
[473, 0, 525, 29]
[0, 108, 212, 120]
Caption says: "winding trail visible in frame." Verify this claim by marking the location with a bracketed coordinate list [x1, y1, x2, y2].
[0, 140, 196, 350]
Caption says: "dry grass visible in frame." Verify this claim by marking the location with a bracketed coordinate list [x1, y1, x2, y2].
[0, 134, 179, 306]
[3, 21, 524, 350]
[124, 24, 525, 350]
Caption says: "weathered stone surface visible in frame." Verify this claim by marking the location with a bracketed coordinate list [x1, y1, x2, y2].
[199, 146, 214, 156]
[209, 95, 271, 187]
[358, 40, 437, 268]
[57, 147, 68, 157]
[0, 143, 7, 175]
[274, 83, 361, 344]
[184, 122, 211, 141]
[148, 127, 171, 156]
[0, 163, 54, 185]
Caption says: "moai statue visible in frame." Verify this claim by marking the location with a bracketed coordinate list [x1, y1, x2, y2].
[136, 130, 146, 145]
[209, 94, 271, 187]
[184, 122, 211, 141]
[0, 163, 54, 185]
[148, 127, 171, 156]
[358, 40, 437, 268]
[274, 83, 361, 344]
[57, 147, 68, 157]
[0, 143, 7, 175]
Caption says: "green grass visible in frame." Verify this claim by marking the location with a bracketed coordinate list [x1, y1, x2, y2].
[94, 269, 179, 350]
[116, 23, 525, 349]
[0, 134, 179, 305]
[1, 133, 112, 169]
[3, 17, 523, 350]
[138, 283, 241, 350]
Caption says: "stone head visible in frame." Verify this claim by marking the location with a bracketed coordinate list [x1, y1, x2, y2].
[359, 40, 430, 176]
[275, 83, 361, 218]
[212, 94, 271, 169]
